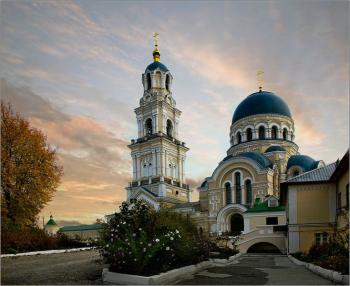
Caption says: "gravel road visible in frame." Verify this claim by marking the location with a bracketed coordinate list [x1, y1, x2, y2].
[1, 249, 103, 285]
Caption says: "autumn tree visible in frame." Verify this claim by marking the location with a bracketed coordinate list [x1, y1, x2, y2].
[1, 102, 63, 229]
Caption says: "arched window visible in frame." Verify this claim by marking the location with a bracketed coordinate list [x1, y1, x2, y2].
[245, 179, 252, 205]
[225, 182, 231, 205]
[165, 74, 170, 90]
[283, 128, 288, 140]
[145, 118, 153, 135]
[235, 172, 241, 204]
[155, 71, 161, 87]
[236, 132, 242, 144]
[146, 73, 151, 90]
[246, 128, 253, 141]
[258, 126, 265, 140]
[166, 119, 173, 137]
[271, 126, 277, 139]
[293, 170, 300, 177]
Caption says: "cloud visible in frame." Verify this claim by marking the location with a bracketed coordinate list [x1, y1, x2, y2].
[2, 80, 130, 224]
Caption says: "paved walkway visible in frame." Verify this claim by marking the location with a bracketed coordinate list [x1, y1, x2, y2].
[177, 254, 334, 285]
[1, 249, 102, 285]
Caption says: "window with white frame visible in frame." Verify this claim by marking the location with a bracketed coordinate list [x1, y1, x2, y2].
[315, 232, 328, 246]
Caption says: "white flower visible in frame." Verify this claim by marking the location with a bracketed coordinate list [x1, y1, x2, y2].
[129, 251, 132, 254]
[132, 233, 136, 237]
[148, 243, 151, 247]
[170, 237, 174, 241]
[143, 248, 146, 252]
[125, 238, 128, 242]
[140, 242, 143, 245]
[134, 258, 137, 261]
[106, 244, 109, 247]
[122, 221, 126, 225]
[166, 246, 170, 251]
[155, 238, 160, 242]
[139, 228, 142, 231]
[175, 229, 179, 233]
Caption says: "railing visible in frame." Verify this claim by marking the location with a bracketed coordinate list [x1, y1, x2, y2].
[129, 177, 189, 190]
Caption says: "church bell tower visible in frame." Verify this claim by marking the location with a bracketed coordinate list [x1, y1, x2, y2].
[126, 35, 191, 209]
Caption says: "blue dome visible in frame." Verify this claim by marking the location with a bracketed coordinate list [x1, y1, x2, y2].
[287, 155, 319, 172]
[265, 146, 286, 153]
[145, 61, 169, 72]
[232, 91, 292, 123]
[222, 152, 272, 169]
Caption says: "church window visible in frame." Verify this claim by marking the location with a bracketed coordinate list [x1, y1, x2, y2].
[271, 126, 277, 139]
[235, 172, 241, 204]
[166, 119, 173, 137]
[283, 128, 288, 140]
[245, 179, 252, 205]
[246, 128, 253, 141]
[225, 182, 231, 205]
[145, 118, 153, 135]
[146, 73, 151, 90]
[258, 126, 265, 139]
[236, 132, 242, 144]
[155, 71, 161, 87]
[166, 74, 170, 90]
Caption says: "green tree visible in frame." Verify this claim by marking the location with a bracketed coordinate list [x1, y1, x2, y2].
[1, 102, 63, 229]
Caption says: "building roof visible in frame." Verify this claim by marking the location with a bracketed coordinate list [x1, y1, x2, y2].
[287, 154, 320, 172]
[145, 61, 169, 72]
[59, 224, 104, 233]
[171, 202, 201, 211]
[284, 162, 337, 184]
[265, 145, 286, 153]
[246, 198, 285, 213]
[330, 150, 349, 182]
[46, 215, 57, 226]
[232, 90, 292, 123]
[222, 152, 272, 169]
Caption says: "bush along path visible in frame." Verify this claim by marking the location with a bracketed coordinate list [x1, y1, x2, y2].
[99, 200, 217, 276]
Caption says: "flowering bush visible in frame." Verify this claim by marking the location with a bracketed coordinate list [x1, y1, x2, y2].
[99, 200, 209, 276]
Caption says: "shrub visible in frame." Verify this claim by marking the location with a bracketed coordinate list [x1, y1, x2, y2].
[99, 200, 209, 276]
[1, 226, 87, 253]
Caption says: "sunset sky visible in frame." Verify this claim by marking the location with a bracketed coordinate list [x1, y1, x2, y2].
[1, 1, 348, 225]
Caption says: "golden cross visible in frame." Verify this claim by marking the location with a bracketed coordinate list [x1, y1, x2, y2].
[257, 70, 264, 91]
[153, 32, 159, 47]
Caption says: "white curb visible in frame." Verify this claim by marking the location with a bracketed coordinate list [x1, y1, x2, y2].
[1, 247, 94, 258]
[103, 252, 242, 285]
[288, 254, 349, 285]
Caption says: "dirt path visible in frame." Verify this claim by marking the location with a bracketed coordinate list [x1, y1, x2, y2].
[1, 249, 102, 285]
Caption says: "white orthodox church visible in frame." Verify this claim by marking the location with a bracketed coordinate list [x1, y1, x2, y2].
[126, 41, 326, 253]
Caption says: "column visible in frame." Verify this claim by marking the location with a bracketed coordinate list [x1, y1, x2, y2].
[241, 185, 246, 204]
[132, 156, 137, 180]
[152, 151, 156, 176]
[136, 156, 141, 181]
[137, 119, 142, 138]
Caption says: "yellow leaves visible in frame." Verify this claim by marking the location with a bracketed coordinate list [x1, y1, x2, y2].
[1, 102, 63, 229]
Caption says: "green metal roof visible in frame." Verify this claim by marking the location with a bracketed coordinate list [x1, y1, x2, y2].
[46, 216, 57, 226]
[59, 224, 104, 232]
[246, 198, 285, 213]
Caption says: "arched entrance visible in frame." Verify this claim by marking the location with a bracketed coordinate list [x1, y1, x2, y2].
[230, 213, 243, 235]
[216, 204, 247, 234]
[247, 242, 282, 254]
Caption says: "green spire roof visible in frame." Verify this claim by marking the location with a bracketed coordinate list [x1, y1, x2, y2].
[46, 215, 57, 226]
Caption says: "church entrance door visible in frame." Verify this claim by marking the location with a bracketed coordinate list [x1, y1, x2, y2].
[230, 213, 243, 235]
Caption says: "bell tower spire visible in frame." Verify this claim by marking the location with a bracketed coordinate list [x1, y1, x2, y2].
[153, 32, 160, 62]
